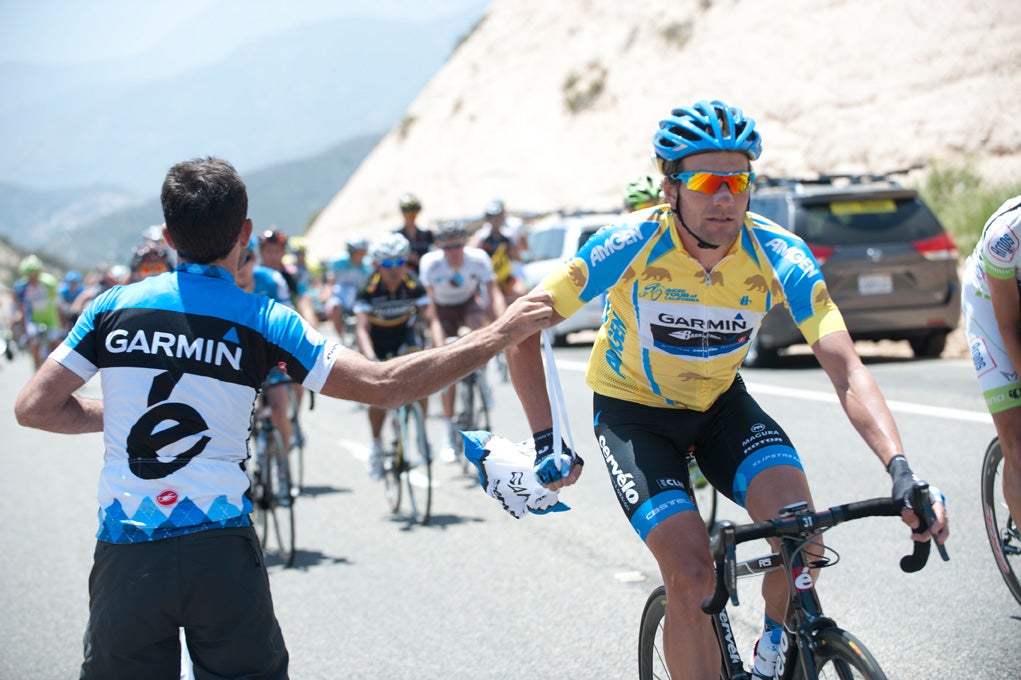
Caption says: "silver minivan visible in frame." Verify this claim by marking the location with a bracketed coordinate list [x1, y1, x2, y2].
[521, 211, 619, 345]
[746, 176, 960, 366]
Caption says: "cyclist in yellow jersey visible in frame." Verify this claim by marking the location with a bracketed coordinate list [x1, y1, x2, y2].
[505, 100, 949, 680]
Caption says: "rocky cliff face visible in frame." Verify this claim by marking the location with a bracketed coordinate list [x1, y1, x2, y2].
[306, 0, 1021, 259]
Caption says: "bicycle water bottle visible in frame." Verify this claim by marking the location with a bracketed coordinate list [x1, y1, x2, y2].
[771, 627, 796, 679]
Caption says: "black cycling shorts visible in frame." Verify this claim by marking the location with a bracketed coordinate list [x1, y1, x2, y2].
[80, 526, 287, 680]
[593, 375, 803, 541]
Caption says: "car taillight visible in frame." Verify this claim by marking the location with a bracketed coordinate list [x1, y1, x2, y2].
[912, 232, 959, 261]
[807, 243, 835, 265]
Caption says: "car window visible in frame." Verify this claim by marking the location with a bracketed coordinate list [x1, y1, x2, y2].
[577, 227, 599, 251]
[749, 194, 789, 227]
[794, 197, 945, 245]
[524, 226, 566, 262]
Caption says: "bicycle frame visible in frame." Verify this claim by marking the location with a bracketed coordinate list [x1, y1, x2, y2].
[698, 487, 945, 679]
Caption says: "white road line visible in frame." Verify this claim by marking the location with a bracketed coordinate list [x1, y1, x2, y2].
[554, 359, 992, 424]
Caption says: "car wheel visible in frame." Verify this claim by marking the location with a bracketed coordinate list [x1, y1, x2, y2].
[743, 334, 778, 368]
[909, 331, 947, 359]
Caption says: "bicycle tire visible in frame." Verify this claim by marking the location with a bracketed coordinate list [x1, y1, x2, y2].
[458, 374, 491, 475]
[688, 459, 718, 532]
[637, 585, 669, 680]
[806, 627, 887, 679]
[981, 438, 1021, 606]
[288, 389, 305, 493]
[260, 428, 296, 568]
[382, 411, 403, 515]
[401, 402, 432, 525]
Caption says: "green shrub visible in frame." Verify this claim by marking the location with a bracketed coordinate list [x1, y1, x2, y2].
[917, 161, 1021, 258]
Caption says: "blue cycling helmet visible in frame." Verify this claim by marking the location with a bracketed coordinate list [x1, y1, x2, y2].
[653, 100, 762, 165]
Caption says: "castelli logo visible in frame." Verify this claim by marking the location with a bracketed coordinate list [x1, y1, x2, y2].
[156, 489, 179, 506]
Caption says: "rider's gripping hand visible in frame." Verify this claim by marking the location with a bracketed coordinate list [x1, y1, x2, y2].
[888, 454, 950, 546]
[532, 428, 583, 488]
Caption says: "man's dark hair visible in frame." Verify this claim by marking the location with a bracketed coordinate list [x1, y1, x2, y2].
[161, 157, 248, 264]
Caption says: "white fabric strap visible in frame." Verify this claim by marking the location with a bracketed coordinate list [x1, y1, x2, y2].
[541, 328, 574, 472]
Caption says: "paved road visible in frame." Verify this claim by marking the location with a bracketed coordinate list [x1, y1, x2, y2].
[1, 343, 1018, 678]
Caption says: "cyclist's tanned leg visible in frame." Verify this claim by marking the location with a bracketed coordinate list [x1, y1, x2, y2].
[646, 513, 719, 680]
[744, 466, 819, 623]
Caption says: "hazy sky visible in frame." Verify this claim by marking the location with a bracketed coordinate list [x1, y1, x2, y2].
[0, 0, 489, 64]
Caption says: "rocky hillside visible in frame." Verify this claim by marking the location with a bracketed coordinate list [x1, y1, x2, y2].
[305, 0, 1021, 259]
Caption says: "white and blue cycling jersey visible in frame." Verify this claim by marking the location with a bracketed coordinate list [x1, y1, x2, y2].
[252, 265, 291, 306]
[51, 263, 342, 544]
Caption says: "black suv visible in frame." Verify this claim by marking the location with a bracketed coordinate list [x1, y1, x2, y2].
[745, 170, 960, 366]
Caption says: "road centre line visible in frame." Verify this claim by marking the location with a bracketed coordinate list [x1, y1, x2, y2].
[554, 359, 992, 424]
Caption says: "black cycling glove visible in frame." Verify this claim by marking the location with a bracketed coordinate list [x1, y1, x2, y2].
[532, 427, 583, 485]
[887, 455, 920, 510]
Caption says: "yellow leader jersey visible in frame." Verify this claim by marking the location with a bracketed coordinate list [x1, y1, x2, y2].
[541, 205, 846, 411]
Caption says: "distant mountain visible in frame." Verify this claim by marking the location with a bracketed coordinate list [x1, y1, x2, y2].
[27, 133, 379, 269]
[0, 8, 483, 193]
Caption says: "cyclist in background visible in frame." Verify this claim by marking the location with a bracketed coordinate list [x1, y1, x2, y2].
[237, 236, 299, 461]
[325, 236, 374, 342]
[963, 194, 1021, 540]
[623, 174, 663, 212]
[129, 243, 173, 282]
[504, 100, 948, 680]
[469, 198, 527, 305]
[420, 220, 505, 461]
[259, 228, 317, 326]
[287, 236, 325, 324]
[394, 192, 434, 274]
[355, 233, 433, 479]
[12, 254, 62, 369]
[57, 270, 86, 333]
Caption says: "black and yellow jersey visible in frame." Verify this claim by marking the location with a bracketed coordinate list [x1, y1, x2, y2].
[541, 205, 846, 410]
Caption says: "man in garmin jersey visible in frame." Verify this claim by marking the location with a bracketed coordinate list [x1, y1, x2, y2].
[504, 101, 948, 680]
[962, 194, 1021, 535]
[14, 156, 553, 679]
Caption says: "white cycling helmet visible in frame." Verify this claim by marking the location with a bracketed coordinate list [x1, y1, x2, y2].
[368, 233, 410, 262]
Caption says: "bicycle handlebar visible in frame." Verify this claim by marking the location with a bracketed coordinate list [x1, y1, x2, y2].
[700, 482, 947, 614]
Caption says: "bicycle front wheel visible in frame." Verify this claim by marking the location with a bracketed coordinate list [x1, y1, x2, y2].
[809, 628, 887, 679]
[401, 402, 432, 525]
[458, 375, 491, 474]
[637, 585, 669, 680]
[982, 437, 1021, 606]
[382, 412, 403, 515]
[260, 428, 296, 568]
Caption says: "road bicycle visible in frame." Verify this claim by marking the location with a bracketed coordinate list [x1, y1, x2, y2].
[381, 399, 433, 524]
[981, 436, 1021, 605]
[248, 387, 297, 567]
[638, 483, 947, 679]
[454, 368, 492, 474]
